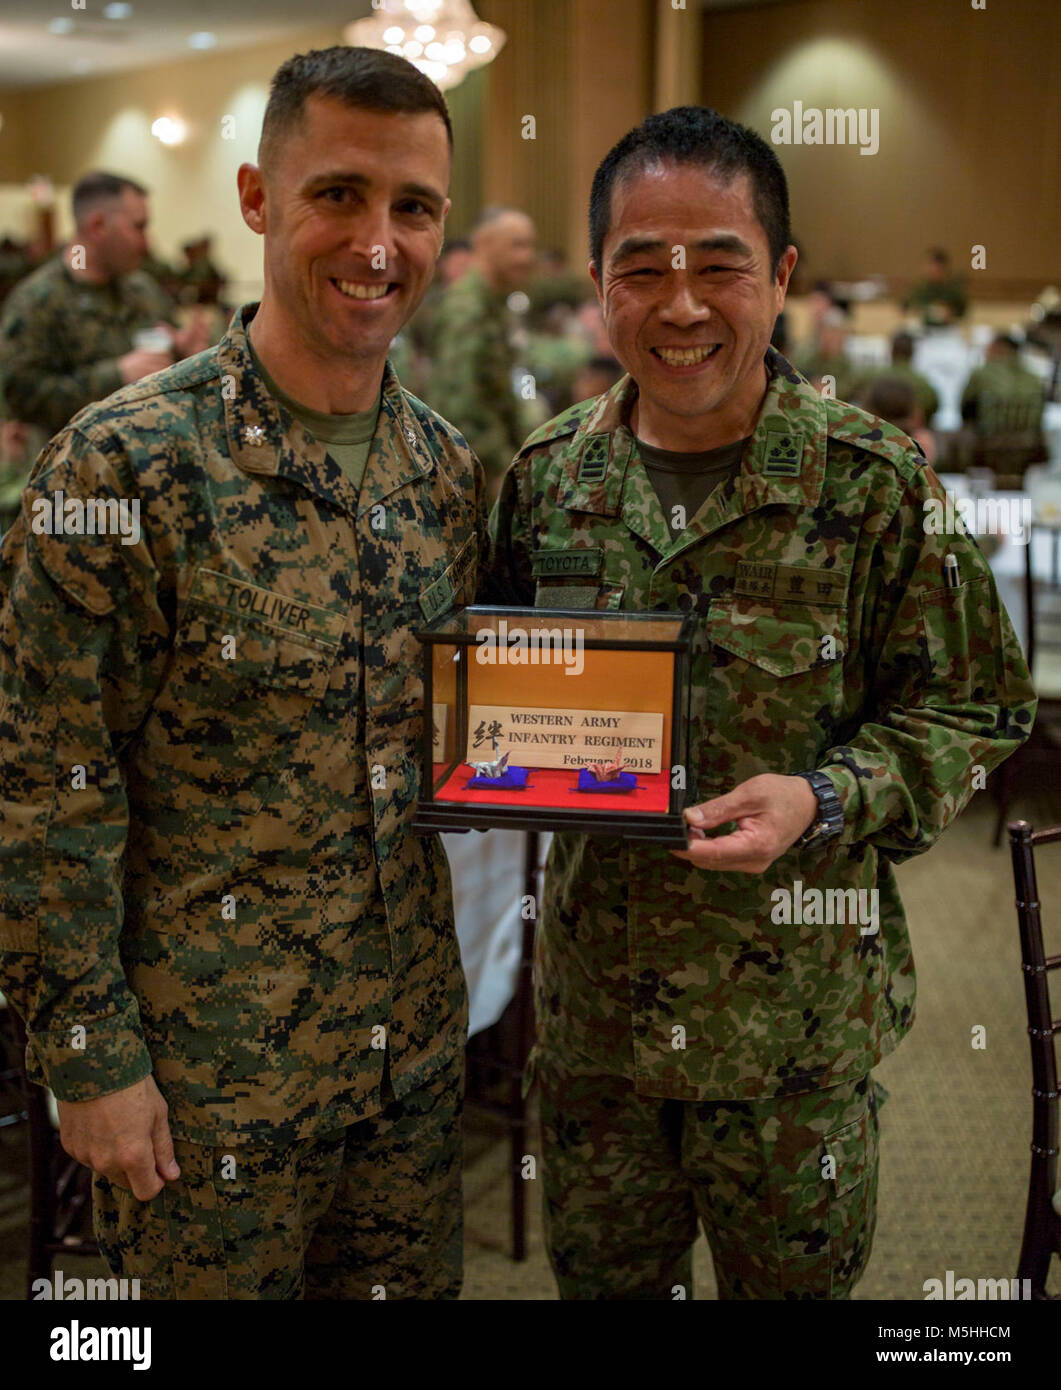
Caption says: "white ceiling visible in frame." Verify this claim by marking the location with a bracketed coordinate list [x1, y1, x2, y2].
[0, 0, 373, 91]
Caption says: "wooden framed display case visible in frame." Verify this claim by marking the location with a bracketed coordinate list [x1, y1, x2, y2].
[412, 606, 695, 846]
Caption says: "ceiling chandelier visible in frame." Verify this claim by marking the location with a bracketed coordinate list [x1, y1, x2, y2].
[344, 0, 506, 91]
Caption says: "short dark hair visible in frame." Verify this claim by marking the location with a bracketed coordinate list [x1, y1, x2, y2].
[588, 106, 791, 275]
[258, 46, 453, 175]
[72, 171, 147, 226]
[864, 375, 917, 429]
[891, 331, 916, 362]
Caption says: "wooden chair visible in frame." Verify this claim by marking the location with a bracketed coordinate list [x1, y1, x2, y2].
[464, 830, 540, 1261]
[0, 997, 28, 1133]
[991, 519, 1061, 845]
[1008, 820, 1061, 1299]
[3, 1008, 99, 1296]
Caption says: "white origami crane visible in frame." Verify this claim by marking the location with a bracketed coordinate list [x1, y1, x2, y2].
[467, 735, 511, 780]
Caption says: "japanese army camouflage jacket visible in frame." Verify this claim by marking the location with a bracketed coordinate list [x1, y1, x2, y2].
[0, 304, 485, 1145]
[484, 347, 1036, 1101]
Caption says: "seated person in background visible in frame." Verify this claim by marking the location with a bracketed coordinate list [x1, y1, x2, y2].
[961, 334, 1047, 481]
[903, 247, 967, 328]
[859, 374, 937, 466]
[851, 331, 939, 426]
[962, 333, 1046, 436]
[790, 307, 853, 400]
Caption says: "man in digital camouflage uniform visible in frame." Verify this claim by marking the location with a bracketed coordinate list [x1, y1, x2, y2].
[0, 171, 210, 439]
[0, 48, 484, 1300]
[428, 206, 537, 501]
[485, 107, 1035, 1300]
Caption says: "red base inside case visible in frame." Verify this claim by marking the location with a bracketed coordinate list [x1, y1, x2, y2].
[432, 764, 672, 814]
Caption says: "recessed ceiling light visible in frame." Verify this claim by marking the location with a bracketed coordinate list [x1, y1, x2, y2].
[188, 32, 217, 49]
[151, 116, 187, 145]
[48, 17, 75, 34]
[102, 3, 133, 19]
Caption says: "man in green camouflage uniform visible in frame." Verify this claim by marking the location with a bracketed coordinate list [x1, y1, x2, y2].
[0, 172, 209, 439]
[961, 333, 1046, 436]
[903, 248, 968, 328]
[850, 331, 940, 424]
[485, 107, 1035, 1300]
[0, 48, 484, 1300]
[428, 206, 536, 500]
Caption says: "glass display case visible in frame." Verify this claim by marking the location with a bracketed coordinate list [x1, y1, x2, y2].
[412, 606, 694, 846]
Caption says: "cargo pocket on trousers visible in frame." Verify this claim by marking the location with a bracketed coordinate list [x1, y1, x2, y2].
[91, 1152, 229, 1300]
[160, 1142, 230, 1299]
[824, 1107, 879, 1297]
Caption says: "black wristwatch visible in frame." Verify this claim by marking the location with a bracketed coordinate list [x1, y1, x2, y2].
[794, 771, 844, 847]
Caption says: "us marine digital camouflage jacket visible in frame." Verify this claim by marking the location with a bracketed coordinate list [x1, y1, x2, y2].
[0, 253, 176, 437]
[0, 303, 484, 1145]
[485, 348, 1035, 1101]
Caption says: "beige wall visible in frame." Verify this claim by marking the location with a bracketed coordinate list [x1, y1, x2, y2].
[701, 0, 1061, 296]
[0, 28, 486, 302]
[479, 0, 654, 267]
[0, 0, 665, 288]
[0, 30, 345, 302]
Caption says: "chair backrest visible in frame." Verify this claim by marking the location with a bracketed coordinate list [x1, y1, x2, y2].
[1009, 818, 1060, 1088]
[1007, 819, 1061, 1295]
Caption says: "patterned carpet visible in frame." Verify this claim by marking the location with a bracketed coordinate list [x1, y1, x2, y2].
[2, 788, 1059, 1301]
[461, 788, 1061, 1300]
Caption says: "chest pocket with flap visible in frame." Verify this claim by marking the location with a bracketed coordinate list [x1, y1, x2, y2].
[696, 596, 848, 788]
[131, 604, 341, 818]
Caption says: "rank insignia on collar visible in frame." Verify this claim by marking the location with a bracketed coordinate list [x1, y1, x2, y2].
[577, 435, 610, 486]
[405, 427, 417, 446]
[763, 431, 803, 476]
[242, 424, 267, 446]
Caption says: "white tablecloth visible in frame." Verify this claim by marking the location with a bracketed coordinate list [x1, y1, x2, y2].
[444, 829, 540, 1037]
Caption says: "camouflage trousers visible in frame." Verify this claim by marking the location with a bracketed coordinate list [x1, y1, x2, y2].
[92, 1050, 464, 1300]
[537, 1055, 887, 1300]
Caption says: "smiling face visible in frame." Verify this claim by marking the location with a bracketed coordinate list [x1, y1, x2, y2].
[591, 162, 797, 450]
[240, 94, 450, 382]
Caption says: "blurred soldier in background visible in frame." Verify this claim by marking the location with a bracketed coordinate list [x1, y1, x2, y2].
[0, 171, 211, 438]
[428, 205, 537, 499]
[961, 333, 1046, 437]
[903, 247, 967, 328]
